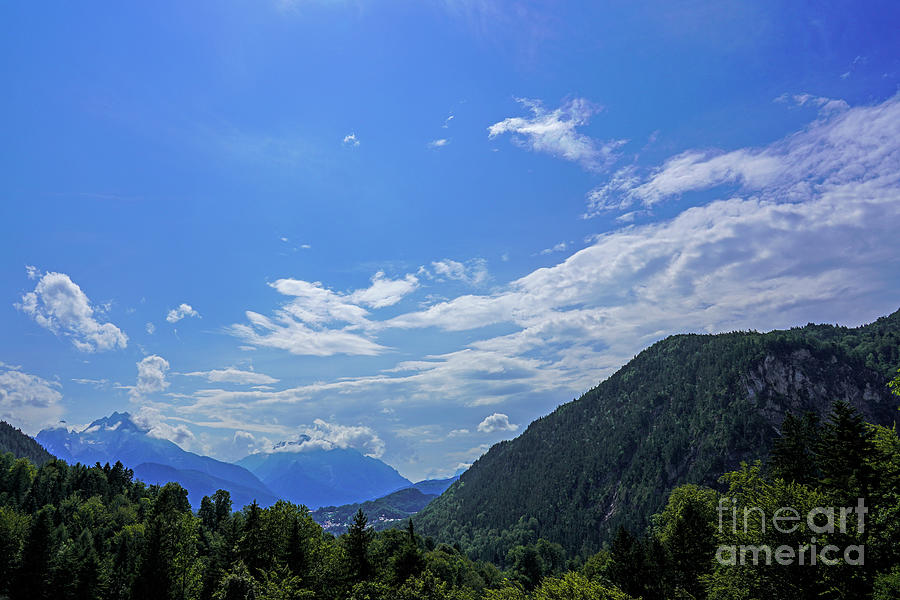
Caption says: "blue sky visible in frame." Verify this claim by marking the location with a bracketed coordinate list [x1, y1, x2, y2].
[2, 0, 899, 480]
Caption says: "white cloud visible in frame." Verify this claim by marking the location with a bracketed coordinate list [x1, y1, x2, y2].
[132, 406, 195, 448]
[72, 378, 109, 388]
[166, 303, 200, 323]
[539, 241, 568, 255]
[0, 364, 64, 434]
[477, 413, 519, 433]
[343, 133, 360, 147]
[348, 271, 419, 308]
[229, 270, 418, 356]
[428, 138, 449, 148]
[130, 355, 170, 401]
[488, 98, 626, 170]
[185, 367, 279, 385]
[442, 115, 455, 128]
[17, 272, 128, 352]
[423, 258, 489, 286]
[182, 94, 900, 447]
[776, 92, 849, 114]
[271, 419, 385, 458]
[25, 265, 40, 280]
[585, 94, 897, 215]
[146, 322, 156, 335]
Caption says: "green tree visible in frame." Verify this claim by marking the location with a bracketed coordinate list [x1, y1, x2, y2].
[770, 412, 821, 484]
[816, 400, 875, 502]
[344, 508, 374, 582]
[392, 519, 424, 585]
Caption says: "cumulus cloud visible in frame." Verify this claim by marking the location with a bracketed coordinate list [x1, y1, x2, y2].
[132, 406, 195, 448]
[166, 303, 199, 323]
[146, 322, 155, 335]
[428, 138, 449, 148]
[229, 270, 418, 356]
[488, 98, 626, 170]
[343, 133, 360, 147]
[271, 419, 385, 458]
[0, 363, 64, 434]
[130, 355, 170, 401]
[185, 367, 279, 385]
[17, 272, 128, 352]
[477, 413, 519, 433]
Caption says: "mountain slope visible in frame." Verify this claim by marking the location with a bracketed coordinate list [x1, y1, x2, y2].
[237, 445, 412, 509]
[416, 309, 900, 561]
[312, 487, 438, 534]
[0, 420, 53, 465]
[310, 474, 459, 534]
[36, 412, 275, 508]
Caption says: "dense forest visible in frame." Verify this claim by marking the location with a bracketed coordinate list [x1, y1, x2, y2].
[1, 382, 899, 598]
[416, 311, 900, 561]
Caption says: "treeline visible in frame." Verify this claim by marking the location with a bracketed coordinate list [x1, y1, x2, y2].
[0, 372, 898, 599]
[0, 451, 633, 599]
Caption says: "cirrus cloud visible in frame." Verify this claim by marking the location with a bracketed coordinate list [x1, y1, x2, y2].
[489, 98, 626, 171]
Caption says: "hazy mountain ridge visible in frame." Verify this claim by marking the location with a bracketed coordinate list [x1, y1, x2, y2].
[35, 412, 276, 508]
[311, 474, 460, 533]
[237, 445, 412, 509]
[415, 309, 900, 560]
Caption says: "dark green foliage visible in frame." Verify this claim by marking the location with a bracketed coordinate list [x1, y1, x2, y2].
[0, 420, 53, 465]
[417, 310, 900, 560]
[345, 508, 375, 581]
[770, 412, 822, 484]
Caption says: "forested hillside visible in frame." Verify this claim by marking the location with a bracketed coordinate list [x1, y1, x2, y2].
[2, 394, 899, 599]
[0, 420, 53, 465]
[416, 310, 900, 561]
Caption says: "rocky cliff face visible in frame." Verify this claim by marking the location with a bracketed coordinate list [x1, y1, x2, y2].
[744, 348, 897, 432]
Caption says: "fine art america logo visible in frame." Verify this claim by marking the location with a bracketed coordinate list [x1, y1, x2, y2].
[715, 497, 867, 566]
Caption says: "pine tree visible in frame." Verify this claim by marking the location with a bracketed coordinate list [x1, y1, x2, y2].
[817, 400, 875, 501]
[606, 526, 647, 599]
[239, 501, 268, 578]
[392, 519, 424, 585]
[770, 412, 821, 484]
[344, 508, 374, 582]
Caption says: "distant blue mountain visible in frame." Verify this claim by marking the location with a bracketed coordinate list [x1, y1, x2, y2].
[409, 474, 459, 496]
[237, 441, 412, 509]
[36, 412, 275, 508]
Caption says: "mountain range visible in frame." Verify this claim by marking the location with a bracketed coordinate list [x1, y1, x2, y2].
[36, 412, 277, 508]
[236, 441, 412, 509]
[416, 309, 900, 561]
[34, 412, 421, 510]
